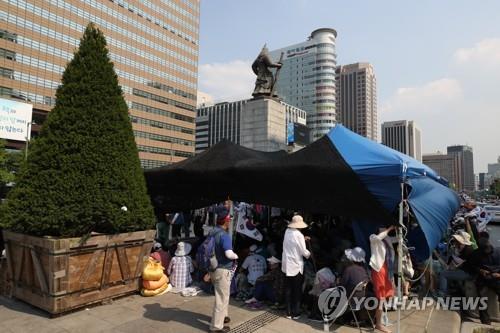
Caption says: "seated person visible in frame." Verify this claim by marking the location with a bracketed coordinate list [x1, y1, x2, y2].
[307, 265, 337, 321]
[167, 242, 194, 290]
[463, 237, 500, 324]
[150, 242, 171, 274]
[340, 247, 369, 298]
[245, 256, 285, 308]
[438, 231, 474, 296]
[241, 244, 267, 286]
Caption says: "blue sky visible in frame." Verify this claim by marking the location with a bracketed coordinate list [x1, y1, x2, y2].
[197, 0, 500, 173]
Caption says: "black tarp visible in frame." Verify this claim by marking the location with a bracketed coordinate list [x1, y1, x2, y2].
[145, 136, 391, 220]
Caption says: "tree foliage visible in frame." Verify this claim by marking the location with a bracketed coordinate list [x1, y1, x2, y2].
[0, 24, 155, 236]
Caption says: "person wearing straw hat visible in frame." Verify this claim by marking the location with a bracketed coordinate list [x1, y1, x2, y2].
[341, 247, 369, 298]
[167, 241, 194, 290]
[282, 214, 311, 320]
[437, 230, 474, 296]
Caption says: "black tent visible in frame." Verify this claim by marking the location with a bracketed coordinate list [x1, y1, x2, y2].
[145, 135, 391, 220]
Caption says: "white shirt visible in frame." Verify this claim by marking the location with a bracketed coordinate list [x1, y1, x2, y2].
[369, 229, 396, 272]
[242, 253, 266, 285]
[281, 228, 311, 276]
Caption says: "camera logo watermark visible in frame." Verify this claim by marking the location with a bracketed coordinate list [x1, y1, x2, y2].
[318, 287, 488, 321]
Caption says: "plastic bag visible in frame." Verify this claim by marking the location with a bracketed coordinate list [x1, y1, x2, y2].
[143, 274, 168, 290]
[141, 283, 170, 297]
[142, 257, 164, 281]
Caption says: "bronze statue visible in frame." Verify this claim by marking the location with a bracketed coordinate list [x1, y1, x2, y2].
[251, 44, 283, 98]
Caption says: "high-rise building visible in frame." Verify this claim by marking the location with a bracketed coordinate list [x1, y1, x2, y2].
[381, 120, 422, 161]
[447, 145, 475, 192]
[336, 63, 378, 140]
[423, 153, 460, 189]
[488, 156, 500, 179]
[0, 0, 199, 169]
[195, 99, 307, 154]
[269, 28, 337, 142]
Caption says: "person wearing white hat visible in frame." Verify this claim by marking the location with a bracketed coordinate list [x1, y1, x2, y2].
[437, 230, 475, 296]
[245, 256, 285, 308]
[340, 247, 369, 298]
[281, 214, 311, 319]
[167, 242, 194, 290]
[241, 244, 267, 286]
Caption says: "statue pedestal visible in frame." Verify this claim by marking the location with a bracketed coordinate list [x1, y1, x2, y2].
[240, 97, 287, 152]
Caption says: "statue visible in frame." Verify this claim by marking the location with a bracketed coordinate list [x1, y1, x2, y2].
[251, 44, 283, 98]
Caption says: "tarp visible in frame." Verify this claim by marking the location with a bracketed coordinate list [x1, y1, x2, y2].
[145, 125, 460, 259]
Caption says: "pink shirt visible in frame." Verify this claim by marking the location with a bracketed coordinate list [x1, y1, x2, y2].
[150, 250, 171, 272]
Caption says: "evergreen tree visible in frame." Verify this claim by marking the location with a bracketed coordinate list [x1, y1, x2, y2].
[0, 23, 155, 237]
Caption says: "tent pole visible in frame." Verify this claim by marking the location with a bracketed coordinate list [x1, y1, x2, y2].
[397, 182, 404, 333]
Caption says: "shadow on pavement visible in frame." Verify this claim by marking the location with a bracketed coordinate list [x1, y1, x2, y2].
[143, 302, 212, 331]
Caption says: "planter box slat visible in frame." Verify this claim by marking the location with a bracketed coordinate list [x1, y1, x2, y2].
[3, 229, 155, 314]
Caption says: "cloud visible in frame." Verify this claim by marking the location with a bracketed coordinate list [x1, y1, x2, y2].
[198, 60, 254, 102]
[380, 38, 500, 172]
[380, 78, 462, 115]
[453, 38, 500, 68]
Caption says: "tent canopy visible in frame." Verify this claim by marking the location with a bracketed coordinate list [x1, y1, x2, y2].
[145, 125, 459, 259]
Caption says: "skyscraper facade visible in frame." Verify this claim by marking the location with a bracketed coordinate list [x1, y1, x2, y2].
[381, 120, 422, 161]
[269, 28, 337, 142]
[447, 145, 475, 192]
[423, 153, 461, 189]
[336, 62, 377, 140]
[0, 0, 199, 169]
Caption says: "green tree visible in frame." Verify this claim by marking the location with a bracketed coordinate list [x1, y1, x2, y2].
[0, 140, 15, 186]
[0, 23, 155, 236]
[490, 179, 500, 197]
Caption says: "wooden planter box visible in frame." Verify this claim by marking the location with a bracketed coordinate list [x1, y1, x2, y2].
[2, 229, 155, 315]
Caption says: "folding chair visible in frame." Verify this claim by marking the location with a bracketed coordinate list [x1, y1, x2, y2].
[346, 280, 375, 332]
[323, 281, 374, 332]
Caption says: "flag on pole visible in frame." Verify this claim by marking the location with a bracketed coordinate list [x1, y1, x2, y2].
[234, 202, 263, 241]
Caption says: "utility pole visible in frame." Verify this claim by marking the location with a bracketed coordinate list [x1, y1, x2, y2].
[25, 121, 31, 160]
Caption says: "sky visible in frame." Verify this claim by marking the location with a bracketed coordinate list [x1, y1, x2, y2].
[197, 0, 500, 173]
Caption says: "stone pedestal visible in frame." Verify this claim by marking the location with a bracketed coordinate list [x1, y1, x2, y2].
[240, 97, 286, 152]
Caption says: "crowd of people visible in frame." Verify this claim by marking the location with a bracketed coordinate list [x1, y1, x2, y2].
[149, 196, 499, 333]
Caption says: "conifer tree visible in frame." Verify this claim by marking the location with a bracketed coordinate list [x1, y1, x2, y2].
[0, 23, 155, 237]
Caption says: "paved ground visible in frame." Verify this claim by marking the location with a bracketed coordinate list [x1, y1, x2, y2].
[0, 292, 464, 333]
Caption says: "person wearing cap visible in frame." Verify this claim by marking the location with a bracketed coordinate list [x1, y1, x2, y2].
[245, 256, 285, 308]
[341, 247, 369, 298]
[281, 214, 311, 320]
[167, 241, 194, 290]
[209, 205, 238, 333]
[150, 242, 171, 274]
[241, 244, 267, 286]
[437, 230, 474, 296]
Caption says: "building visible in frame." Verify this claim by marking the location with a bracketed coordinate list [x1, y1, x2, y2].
[423, 153, 460, 189]
[336, 62, 378, 140]
[0, 0, 200, 169]
[269, 28, 337, 142]
[488, 156, 500, 179]
[447, 145, 474, 192]
[381, 120, 422, 161]
[195, 98, 307, 154]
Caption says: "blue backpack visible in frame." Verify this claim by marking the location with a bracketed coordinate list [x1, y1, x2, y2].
[197, 230, 222, 272]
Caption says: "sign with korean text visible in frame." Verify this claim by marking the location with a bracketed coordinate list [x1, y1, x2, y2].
[0, 98, 33, 142]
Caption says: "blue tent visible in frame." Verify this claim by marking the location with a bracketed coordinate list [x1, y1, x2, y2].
[146, 124, 460, 260]
[329, 125, 460, 260]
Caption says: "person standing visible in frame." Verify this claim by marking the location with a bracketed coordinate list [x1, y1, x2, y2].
[170, 212, 184, 239]
[209, 207, 238, 333]
[281, 214, 311, 320]
[369, 225, 396, 333]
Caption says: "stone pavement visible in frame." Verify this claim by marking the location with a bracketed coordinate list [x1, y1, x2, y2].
[0, 292, 463, 333]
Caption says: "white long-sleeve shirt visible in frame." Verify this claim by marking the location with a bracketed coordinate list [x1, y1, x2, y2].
[281, 228, 311, 276]
[369, 229, 396, 273]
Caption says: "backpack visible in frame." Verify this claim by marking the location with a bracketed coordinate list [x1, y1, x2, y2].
[197, 229, 222, 272]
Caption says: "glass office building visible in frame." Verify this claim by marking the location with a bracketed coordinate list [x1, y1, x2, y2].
[269, 28, 337, 141]
[0, 0, 199, 168]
